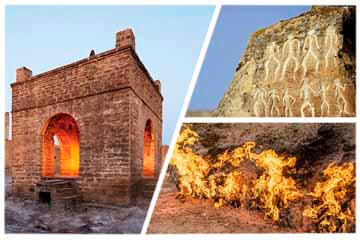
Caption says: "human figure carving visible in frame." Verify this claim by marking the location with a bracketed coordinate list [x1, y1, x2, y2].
[324, 26, 339, 70]
[282, 88, 296, 117]
[280, 34, 300, 81]
[268, 89, 281, 117]
[334, 79, 352, 116]
[302, 29, 320, 76]
[336, 96, 346, 117]
[300, 78, 316, 117]
[253, 88, 268, 117]
[317, 82, 330, 117]
[264, 42, 281, 82]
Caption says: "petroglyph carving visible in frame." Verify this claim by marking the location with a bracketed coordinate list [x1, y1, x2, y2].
[264, 42, 281, 82]
[300, 78, 316, 117]
[268, 89, 281, 117]
[317, 82, 331, 117]
[280, 34, 300, 81]
[253, 88, 268, 117]
[334, 79, 352, 116]
[302, 29, 320, 76]
[336, 96, 346, 117]
[214, 7, 356, 118]
[324, 26, 339, 70]
[282, 88, 296, 117]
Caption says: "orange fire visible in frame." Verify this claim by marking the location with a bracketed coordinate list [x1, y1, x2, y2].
[170, 126, 355, 231]
[42, 113, 80, 177]
[171, 127, 302, 222]
[170, 128, 211, 197]
[144, 119, 155, 177]
[303, 162, 355, 232]
[253, 149, 302, 221]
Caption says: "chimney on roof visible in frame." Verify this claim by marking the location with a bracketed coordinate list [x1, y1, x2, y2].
[154, 80, 161, 92]
[16, 67, 32, 82]
[115, 28, 135, 50]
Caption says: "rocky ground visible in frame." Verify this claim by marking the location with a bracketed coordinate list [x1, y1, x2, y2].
[148, 123, 355, 233]
[5, 176, 149, 234]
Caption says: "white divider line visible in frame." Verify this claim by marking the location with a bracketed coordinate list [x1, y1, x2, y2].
[138, 233, 360, 240]
[140, 4, 222, 235]
[184, 117, 358, 123]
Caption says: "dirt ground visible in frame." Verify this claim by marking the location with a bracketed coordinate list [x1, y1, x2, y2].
[148, 123, 355, 233]
[5, 176, 148, 234]
[148, 191, 303, 233]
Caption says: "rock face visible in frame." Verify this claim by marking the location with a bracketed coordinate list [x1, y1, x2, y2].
[214, 6, 356, 117]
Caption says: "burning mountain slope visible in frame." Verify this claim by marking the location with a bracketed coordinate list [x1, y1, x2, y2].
[214, 6, 355, 117]
[150, 123, 355, 233]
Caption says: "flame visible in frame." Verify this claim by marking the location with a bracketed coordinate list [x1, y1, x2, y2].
[170, 126, 355, 231]
[253, 150, 302, 221]
[303, 162, 355, 232]
[58, 137, 80, 177]
[171, 128, 211, 198]
[213, 171, 250, 208]
[144, 120, 155, 177]
[171, 127, 302, 222]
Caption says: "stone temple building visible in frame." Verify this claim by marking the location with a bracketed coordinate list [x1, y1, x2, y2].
[11, 28, 163, 207]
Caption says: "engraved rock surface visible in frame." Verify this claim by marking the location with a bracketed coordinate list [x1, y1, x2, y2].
[214, 6, 356, 117]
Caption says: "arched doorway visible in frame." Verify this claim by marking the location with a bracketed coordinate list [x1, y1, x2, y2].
[143, 119, 155, 177]
[41, 113, 80, 178]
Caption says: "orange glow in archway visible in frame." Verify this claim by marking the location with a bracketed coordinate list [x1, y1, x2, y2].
[41, 113, 80, 178]
[143, 119, 155, 177]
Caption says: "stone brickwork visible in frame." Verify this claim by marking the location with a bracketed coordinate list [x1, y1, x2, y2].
[11, 28, 163, 206]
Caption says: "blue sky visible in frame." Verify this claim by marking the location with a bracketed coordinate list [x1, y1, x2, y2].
[5, 5, 214, 144]
[189, 5, 311, 111]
